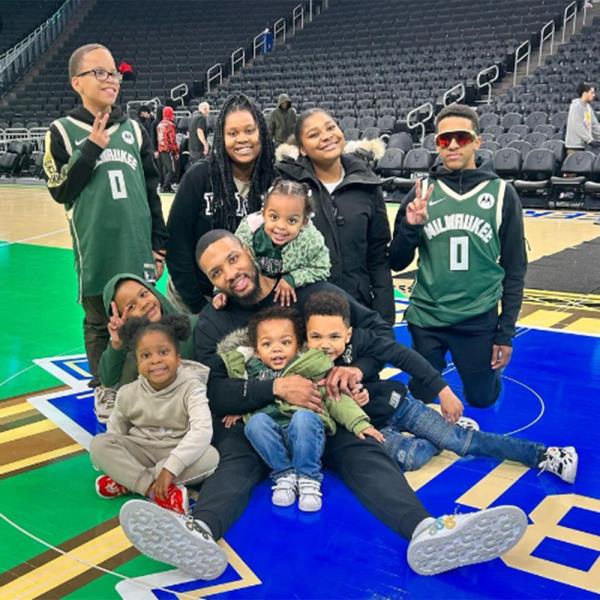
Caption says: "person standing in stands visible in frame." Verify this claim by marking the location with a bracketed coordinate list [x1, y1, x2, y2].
[277, 108, 395, 325]
[165, 93, 275, 314]
[268, 93, 297, 146]
[117, 59, 135, 81]
[189, 102, 210, 163]
[565, 82, 600, 154]
[43, 43, 168, 390]
[389, 104, 527, 409]
[157, 106, 179, 193]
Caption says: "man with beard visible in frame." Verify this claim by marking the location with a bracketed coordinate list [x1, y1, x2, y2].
[118, 229, 527, 581]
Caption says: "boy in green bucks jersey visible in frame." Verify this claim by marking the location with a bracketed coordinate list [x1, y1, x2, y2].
[44, 44, 168, 388]
[390, 104, 527, 411]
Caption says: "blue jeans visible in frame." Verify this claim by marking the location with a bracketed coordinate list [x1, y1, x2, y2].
[244, 409, 325, 482]
[381, 396, 545, 471]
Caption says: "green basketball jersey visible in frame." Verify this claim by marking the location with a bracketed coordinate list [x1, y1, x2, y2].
[406, 177, 506, 328]
[49, 116, 156, 299]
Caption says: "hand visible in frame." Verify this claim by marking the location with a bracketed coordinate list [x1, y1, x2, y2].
[88, 112, 111, 149]
[357, 426, 385, 443]
[491, 344, 512, 370]
[152, 250, 165, 281]
[438, 385, 464, 424]
[212, 292, 228, 310]
[318, 366, 363, 401]
[107, 301, 130, 350]
[152, 468, 174, 500]
[273, 375, 323, 413]
[273, 279, 297, 306]
[154, 151, 159, 160]
[222, 415, 242, 428]
[405, 178, 434, 226]
[350, 384, 370, 407]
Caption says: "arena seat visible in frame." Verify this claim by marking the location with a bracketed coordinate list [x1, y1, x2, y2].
[375, 148, 405, 177]
[550, 151, 596, 201]
[513, 147, 557, 206]
[493, 147, 522, 182]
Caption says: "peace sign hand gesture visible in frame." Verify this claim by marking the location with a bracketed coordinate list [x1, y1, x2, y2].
[405, 178, 434, 226]
[107, 301, 130, 350]
[89, 112, 111, 149]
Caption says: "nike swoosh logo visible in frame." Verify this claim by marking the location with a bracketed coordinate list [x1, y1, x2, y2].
[75, 139, 86, 146]
[429, 197, 446, 206]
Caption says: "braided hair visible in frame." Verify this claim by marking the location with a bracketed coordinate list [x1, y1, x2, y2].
[209, 94, 275, 232]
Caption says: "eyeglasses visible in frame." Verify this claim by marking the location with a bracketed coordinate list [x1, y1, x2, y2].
[75, 68, 123, 83]
[435, 130, 477, 149]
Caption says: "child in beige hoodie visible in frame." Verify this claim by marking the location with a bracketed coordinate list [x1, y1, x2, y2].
[90, 315, 218, 513]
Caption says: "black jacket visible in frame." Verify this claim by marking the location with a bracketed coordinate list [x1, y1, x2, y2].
[166, 160, 216, 313]
[46, 105, 168, 252]
[335, 328, 447, 395]
[389, 159, 527, 346]
[194, 281, 395, 417]
[277, 154, 395, 324]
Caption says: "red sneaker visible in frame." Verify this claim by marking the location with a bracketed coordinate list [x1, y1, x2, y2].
[96, 475, 129, 499]
[152, 484, 189, 514]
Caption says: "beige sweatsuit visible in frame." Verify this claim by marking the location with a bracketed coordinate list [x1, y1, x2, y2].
[90, 360, 219, 495]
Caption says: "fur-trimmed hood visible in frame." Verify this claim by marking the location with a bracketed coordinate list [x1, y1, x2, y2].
[216, 327, 252, 356]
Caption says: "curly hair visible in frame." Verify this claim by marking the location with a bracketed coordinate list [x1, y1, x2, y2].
[247, 306, 305, 350]
[118, 314, 191, 354]
[209, 94, 275, 231]
[303, 291, 351, 326]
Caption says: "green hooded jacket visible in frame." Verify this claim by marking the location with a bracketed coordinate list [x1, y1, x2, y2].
[220, 346, 372, 435]
[98, 273, 198, 387]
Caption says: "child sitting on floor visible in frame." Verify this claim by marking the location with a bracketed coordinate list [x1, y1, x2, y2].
[213, 178, 330, 308]
[302, 291, 578, 483]
[90, 315, 219, 513]
[218, 306, 383, 512]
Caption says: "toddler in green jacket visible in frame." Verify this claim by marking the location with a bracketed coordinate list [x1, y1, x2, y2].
[218, 306, 382, 513]
[213, 178, 330, 308]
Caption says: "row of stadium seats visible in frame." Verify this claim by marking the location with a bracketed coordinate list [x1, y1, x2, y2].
[0, 0, 62, 54]
[376, 147, 600, 209]
[0, 141, 44, 178]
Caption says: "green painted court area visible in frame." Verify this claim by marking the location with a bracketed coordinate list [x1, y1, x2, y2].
[0, 242, 168, 401]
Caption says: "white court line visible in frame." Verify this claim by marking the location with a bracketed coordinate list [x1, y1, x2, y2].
[0, 512, 202, 600]
[0, 227, 68, 247]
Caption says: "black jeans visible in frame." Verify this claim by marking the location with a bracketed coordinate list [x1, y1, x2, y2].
[408, 308, 502, 408]
[192, 415, 430, 541]
[159, 152, 176, 189]
[81, 294, 110, 386]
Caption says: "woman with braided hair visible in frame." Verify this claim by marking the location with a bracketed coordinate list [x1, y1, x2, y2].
[166, 94, 276, 314]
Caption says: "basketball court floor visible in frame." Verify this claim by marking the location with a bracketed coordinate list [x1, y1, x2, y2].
[0, 184, 599, 599]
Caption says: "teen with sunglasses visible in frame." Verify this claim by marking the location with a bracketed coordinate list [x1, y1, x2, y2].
[389, 104, 527, 414]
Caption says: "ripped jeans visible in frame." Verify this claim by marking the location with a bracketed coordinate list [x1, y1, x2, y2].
[381, 396, 545, 471]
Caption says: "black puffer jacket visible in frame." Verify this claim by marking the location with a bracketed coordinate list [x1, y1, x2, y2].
[277, 154, 395, 324]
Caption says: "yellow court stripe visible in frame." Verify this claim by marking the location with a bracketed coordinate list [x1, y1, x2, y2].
[0, 419, 57, 444]
[456, 461, 530, 509]
[405, 452, 460, 491]
[518, 310, 572, 328]
[0, 526, 131, 599]
[0, 402, 35, 419]
[564, 318, 600, 335]
[0, 443, 82, 475]
[380, 367, 402, 379]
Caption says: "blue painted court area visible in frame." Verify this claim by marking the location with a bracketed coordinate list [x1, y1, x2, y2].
[34, 326, 600, 599]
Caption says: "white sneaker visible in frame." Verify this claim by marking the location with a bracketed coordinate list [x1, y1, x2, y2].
[297, 477, 322, 512]
[271, 473, 297, 507]
[407, 505, 527, 575]
[94, 385, 117, 423]
[538, 446, 578, 483]
[456, 416, 480, 431]
[119, 499, 228, 580]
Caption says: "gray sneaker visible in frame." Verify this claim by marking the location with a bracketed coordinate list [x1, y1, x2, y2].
[93, 385, 117, 423]
[119, 499, 228, 580]
[407, 505, 527, 575]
